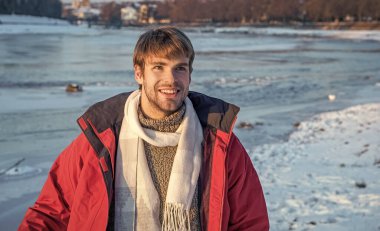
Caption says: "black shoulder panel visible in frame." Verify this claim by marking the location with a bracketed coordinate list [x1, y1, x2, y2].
[80, 92, 131, 137]
[188, 91, 240, 134]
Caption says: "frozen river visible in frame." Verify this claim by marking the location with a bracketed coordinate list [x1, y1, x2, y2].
[1, 16, 380, 230]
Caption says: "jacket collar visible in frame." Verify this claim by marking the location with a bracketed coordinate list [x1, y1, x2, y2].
[188, 91, 239, 134]
[79, 91, 240, 136]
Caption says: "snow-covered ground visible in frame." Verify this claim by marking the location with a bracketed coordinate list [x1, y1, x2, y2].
[0, 14, 99, 35]
[211, 27, 380, 42]
[1, 14, 380, 230]
[0, 14, 68, 25]
[250, 103, 380, 230]
[2, 14, 380, 42]
[2, 102, 378, 230]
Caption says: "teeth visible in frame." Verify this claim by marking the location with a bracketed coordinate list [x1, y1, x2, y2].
[160, 89, 176, 94]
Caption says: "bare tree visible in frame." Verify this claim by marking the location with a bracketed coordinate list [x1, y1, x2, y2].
[267, 0, 300, 22]
[159, 0, 380, 23]
[0, 0, 61, 18]
[101, 1, 122, 28]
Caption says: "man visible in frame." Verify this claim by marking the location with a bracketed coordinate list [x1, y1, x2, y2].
[19, 27, 269, 231]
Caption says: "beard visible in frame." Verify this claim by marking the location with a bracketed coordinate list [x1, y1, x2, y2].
[142, 80, 188, 117]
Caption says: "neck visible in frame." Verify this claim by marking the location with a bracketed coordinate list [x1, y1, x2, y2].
[138, 103, 186, 133]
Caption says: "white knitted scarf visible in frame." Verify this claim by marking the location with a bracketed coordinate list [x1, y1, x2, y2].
[114, 90, 203, 231]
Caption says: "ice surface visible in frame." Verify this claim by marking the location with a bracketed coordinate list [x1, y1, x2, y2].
[1, 165, 42, 177]
[1, 15, 380, 230]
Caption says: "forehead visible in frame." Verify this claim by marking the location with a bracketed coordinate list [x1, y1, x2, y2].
[145, 55, 189, 65]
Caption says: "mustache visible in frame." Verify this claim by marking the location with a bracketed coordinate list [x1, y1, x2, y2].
[155, 82, 184, 90]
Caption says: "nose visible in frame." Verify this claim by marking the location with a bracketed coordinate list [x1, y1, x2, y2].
[162, 69, 178, 84]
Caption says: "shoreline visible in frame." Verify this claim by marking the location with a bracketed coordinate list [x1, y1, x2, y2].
[1, 14, 380, 31]
[174, 21, 380, 31]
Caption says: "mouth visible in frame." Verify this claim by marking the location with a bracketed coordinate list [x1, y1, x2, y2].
[159, 89, 180, 96]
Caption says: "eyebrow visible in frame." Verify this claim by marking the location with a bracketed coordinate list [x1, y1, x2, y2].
[151, 62, 167, 66]
[150, 62, 189, 67]
[176, 63, 189, 67]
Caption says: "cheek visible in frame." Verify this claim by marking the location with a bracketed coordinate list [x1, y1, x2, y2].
[185, 77, 191, 87]
[180, 74, 191, 85]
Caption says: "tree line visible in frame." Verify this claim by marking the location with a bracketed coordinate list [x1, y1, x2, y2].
[0, 0, 62, 18]
[1, 0, 378, 25]
[157, 0, 380, 23]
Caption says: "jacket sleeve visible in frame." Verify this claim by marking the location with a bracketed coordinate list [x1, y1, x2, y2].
[18, 133, 89, 231]
[226, 133, 269, 231]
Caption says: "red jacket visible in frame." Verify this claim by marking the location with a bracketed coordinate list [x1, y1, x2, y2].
[19, 91, 269, 231]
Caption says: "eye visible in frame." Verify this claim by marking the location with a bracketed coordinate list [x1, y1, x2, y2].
[153, 65, 163, 70]
[175, 66, 188, 72]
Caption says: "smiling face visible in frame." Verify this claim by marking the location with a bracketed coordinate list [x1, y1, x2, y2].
[134, 55, 191, 119]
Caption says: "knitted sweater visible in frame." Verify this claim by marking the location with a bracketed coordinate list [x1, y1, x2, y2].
[138, 104, 201, 230]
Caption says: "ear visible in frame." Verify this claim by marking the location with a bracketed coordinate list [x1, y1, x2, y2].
[134, 65, 143, 85]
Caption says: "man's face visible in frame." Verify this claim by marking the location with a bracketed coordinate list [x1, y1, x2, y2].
[134, 55, 191, 119]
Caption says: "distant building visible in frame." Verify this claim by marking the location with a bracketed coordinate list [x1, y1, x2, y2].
[62, 0, 99, 24]
[136, 2, 158, 24]
[72, 0, 90, 9]
[121, 6, 138, 25]
[120, 2, 160, 25]
[139, 4, 149, 23]
[74, 7, 100, 20]
[63, 0, 167, 26]
[344, 15, 355, 22]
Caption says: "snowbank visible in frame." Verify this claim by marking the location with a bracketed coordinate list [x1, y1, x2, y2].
[214, 27, 380, 42]
[0, 14, 99, 35]
[331, 30, 380, 42]
[2, 15, 380, 42]
[251, 103, 380, 230]
[0, 14, 69, 25]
